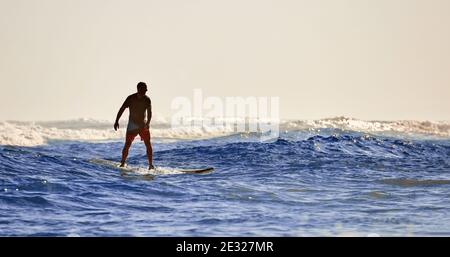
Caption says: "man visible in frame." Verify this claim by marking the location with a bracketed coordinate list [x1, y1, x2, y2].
[114, 82, 154, 169]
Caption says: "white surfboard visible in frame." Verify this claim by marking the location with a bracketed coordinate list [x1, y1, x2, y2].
[89, 159, 214, 176]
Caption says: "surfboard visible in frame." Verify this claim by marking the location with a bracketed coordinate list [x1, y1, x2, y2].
[89, 159, 214, 176]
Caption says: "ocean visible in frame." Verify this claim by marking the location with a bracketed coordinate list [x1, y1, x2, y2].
[0, 117, 449, 236]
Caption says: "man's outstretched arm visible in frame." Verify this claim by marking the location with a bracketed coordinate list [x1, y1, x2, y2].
[114, 99, 129, 131]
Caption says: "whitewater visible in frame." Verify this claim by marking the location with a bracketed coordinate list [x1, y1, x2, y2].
[0, 117, 449, 236]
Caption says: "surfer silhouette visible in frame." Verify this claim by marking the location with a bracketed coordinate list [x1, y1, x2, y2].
[114, 82, 154, 169]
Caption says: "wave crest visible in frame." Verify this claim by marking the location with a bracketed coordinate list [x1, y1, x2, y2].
[282, 117, 449, 137]
[1, 116, 448, 146]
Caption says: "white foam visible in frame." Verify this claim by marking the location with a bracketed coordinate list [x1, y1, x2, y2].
[282, 116, 450, 137]
[0, 121, 125, 147]
[133, 166, 185, 176]
[1, 116, 448, 146]
[0, 118, 234, 147]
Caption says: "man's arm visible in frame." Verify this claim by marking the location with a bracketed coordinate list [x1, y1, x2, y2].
[114, 98, 129, 131]
[145, 99, 152, 128]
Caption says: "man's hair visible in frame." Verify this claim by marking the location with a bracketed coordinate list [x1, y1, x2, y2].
[137, 82, 147, 90]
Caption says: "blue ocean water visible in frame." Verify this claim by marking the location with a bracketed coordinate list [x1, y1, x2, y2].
[1, 129, 449, 236]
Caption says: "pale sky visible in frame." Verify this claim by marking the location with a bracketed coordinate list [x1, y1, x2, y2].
[0, 0, 449, 121]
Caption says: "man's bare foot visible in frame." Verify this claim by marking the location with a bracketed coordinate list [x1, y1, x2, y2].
[148, 164, 155, 170]
[119, 162, 126, 167]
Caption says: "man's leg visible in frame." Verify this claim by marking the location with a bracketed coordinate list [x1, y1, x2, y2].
[120, 135, 135, 167]
[143, 138, 153, 169]
[140, 128, 153, 169]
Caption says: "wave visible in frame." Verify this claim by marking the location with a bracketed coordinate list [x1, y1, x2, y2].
[0, 118, 234, 147]
[1, 116, 449, 146]
[281, 116, 450, 137]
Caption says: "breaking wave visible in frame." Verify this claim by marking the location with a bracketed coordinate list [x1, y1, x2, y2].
[1, 116, 449, 146]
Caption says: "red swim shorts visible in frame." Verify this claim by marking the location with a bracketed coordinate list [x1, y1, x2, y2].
[126, 128, 150, 142]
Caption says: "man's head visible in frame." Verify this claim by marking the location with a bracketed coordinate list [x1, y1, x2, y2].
[137, 82, 148, 96]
